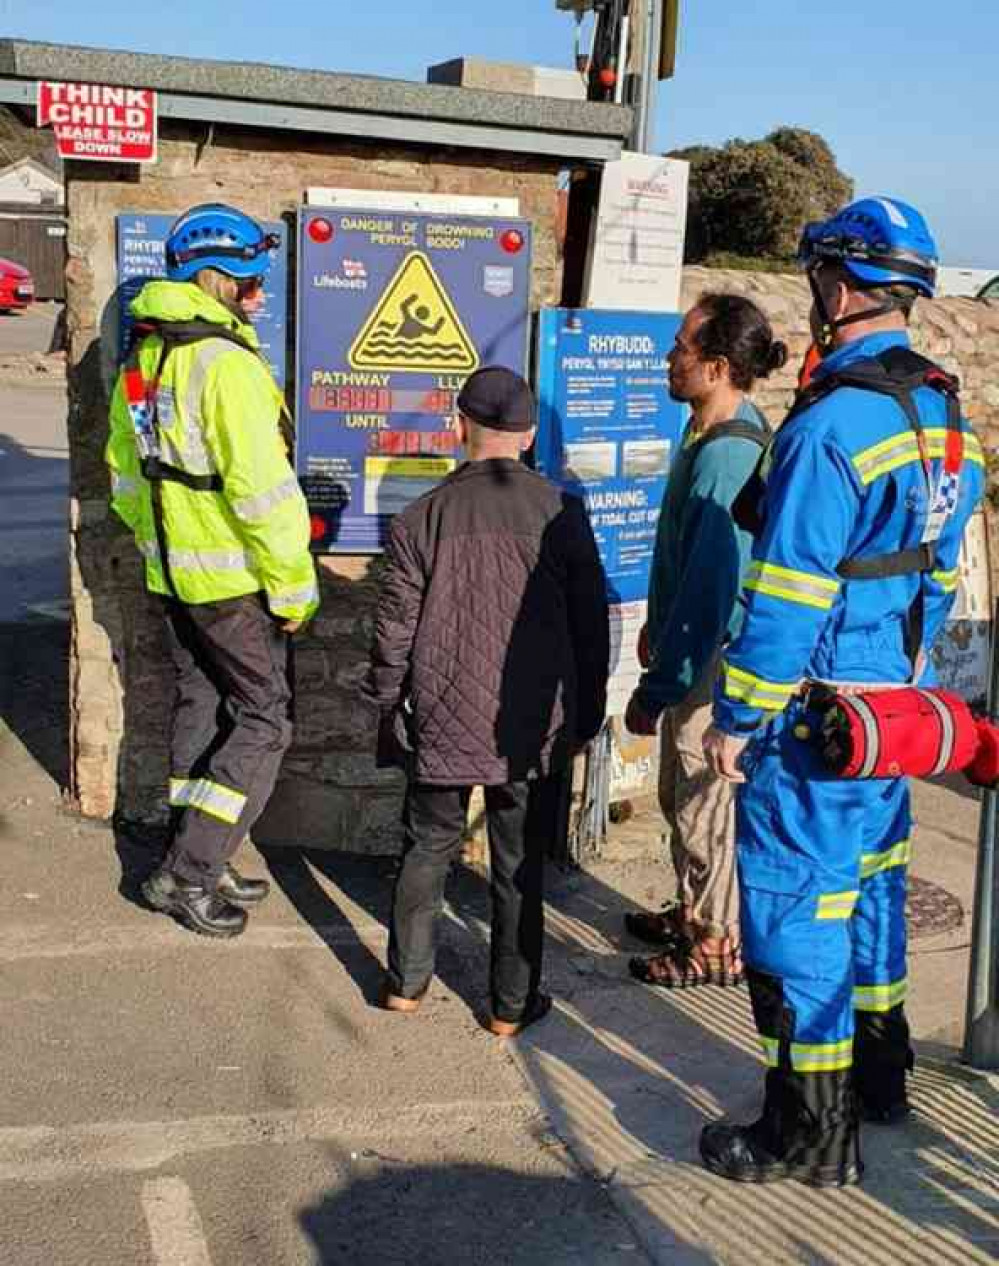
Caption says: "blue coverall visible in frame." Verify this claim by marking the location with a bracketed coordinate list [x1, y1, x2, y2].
[714, 330, 984, 1093]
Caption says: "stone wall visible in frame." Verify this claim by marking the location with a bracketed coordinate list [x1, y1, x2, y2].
[65, 121, 564, 840]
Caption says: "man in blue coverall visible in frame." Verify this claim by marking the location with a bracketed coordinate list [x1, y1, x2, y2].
[701, 197, 984, 1186]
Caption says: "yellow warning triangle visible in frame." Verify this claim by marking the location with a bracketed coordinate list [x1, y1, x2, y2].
[349, 251, 479, 374]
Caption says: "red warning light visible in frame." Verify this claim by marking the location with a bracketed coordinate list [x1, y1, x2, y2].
[500, 229, 525, 255]
[308, 218, 334, 244]
[309, 514, 327, 541]
[598, 68, 617, 89]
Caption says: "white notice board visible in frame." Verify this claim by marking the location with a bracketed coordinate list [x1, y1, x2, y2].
[583, 153, 689, 313]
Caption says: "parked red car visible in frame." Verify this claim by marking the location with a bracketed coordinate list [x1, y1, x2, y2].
[0, 258, 35, 311]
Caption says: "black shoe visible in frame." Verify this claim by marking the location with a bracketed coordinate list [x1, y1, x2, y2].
[487, 992, 553, 1038]
[699, 1120, 862, 1188]
[700, 1121, 792, 1184]
[217, 863, 270, 907]
[141, 868, 248, 939]
[860, 1096, 911, 1125]
[854, 1005, 914, 1127]
[700, 1067, 863, 1189]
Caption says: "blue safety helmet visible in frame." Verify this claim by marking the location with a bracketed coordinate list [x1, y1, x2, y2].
[798, 197, 938, 299]
[165, 203, 279, 283]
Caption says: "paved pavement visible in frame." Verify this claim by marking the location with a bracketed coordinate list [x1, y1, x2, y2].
[1, 668, 997, 1265]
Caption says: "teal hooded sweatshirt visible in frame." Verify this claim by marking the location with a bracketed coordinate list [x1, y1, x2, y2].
[634, 398, 769, 717]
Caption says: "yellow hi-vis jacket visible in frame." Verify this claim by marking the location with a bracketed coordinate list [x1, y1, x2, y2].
[105, 281, 319, 623]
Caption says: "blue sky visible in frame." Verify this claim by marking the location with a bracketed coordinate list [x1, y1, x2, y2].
[5, 1, 995, 267]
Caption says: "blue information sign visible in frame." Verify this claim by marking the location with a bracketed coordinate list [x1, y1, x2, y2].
[295, 207, 531, 552]
[536, 308, 686, 605]
[115, 213, 289, 386]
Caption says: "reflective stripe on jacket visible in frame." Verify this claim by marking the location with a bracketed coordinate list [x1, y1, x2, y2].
[105, 281, 318, 622]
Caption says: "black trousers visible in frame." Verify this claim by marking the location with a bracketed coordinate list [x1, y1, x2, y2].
[163, 595, 293, 887]
[386, 777, 562, 1022]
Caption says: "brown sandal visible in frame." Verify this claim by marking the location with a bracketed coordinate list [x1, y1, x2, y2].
[624, 902, 688, 947]
[628, 941, 744, 988]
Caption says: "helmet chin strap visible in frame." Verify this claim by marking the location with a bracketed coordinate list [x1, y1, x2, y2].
[808, 268, 900, 354]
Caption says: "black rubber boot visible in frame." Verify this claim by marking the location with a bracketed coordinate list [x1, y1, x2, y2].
[217, 863, 271, 907]
[854, 1005, 914, 1123]
[700, 1068, 863, 1188]
[142, 867, 248, 939]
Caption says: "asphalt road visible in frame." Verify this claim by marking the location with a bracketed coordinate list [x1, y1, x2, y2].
[0, 302, 62, 356]
[0, 305, 67, 622]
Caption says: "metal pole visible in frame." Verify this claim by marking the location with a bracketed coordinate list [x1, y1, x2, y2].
[641, 0, 662, 152]
[629, 0, 662, 153]
[963, 597, 999, 1068]
[614, 14, 630, 106]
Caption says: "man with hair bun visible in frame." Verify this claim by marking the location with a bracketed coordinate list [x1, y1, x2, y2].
[625, 293, 786, 988]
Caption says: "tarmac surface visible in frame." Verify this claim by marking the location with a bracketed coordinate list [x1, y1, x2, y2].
[1, 310, 998, 1264]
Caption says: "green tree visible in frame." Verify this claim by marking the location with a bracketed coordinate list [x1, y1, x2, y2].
[670, 126, 853, 266]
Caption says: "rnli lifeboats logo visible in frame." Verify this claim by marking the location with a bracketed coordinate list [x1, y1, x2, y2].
[348, 251, 479, 374]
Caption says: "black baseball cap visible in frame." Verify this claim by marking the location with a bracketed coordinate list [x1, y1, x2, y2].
[457, 367, 535, 432]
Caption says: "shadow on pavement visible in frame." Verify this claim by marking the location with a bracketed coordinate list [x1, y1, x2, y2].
[263, 848, 391, 1007]
[263, 839, 999, 1264]
[0, 617, 69, 791]
[111, 820, 170, 908]
[298, 1160, 698, 1266]
[0, 423, 70, 791]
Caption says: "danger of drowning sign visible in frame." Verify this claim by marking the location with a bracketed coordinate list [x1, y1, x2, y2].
[37, 81, 158, 164]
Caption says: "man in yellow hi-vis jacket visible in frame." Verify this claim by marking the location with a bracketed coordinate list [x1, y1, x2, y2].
[106, 203, 318, 938]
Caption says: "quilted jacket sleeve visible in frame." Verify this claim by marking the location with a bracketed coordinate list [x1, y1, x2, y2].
[562, 497, 610, 744]
[364, 514, 427, 712]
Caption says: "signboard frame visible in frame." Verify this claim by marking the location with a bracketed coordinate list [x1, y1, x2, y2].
[38, 81, 158, 164]
[295, 204, 533, 554]
[535, 306, 687, 718]
[583, 152, 689, 313]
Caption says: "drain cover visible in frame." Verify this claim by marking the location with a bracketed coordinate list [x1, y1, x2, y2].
[906, 876, 964, 939]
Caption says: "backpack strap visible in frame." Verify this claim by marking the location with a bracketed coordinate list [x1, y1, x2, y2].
[689, 417, 773, 454]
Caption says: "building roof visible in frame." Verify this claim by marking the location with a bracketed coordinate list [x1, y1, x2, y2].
[0, 155, 61, 183]
[0, 38, 631, 163]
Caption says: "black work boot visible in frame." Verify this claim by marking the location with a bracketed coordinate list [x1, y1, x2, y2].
[854, 1005, 914, 1123]
[142, 868, 248, 939]
[217, 863, 271, 907]
[700, 1068, 863, 1188]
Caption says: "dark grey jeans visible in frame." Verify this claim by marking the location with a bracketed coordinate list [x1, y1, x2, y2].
[386, 776, 563, 1021]
[163, 594, 293, 887]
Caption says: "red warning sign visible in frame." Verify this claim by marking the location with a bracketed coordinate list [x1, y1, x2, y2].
[37, 81, 157, 164]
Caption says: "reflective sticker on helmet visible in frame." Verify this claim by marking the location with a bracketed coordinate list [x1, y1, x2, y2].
[873, 198, 908, 228]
